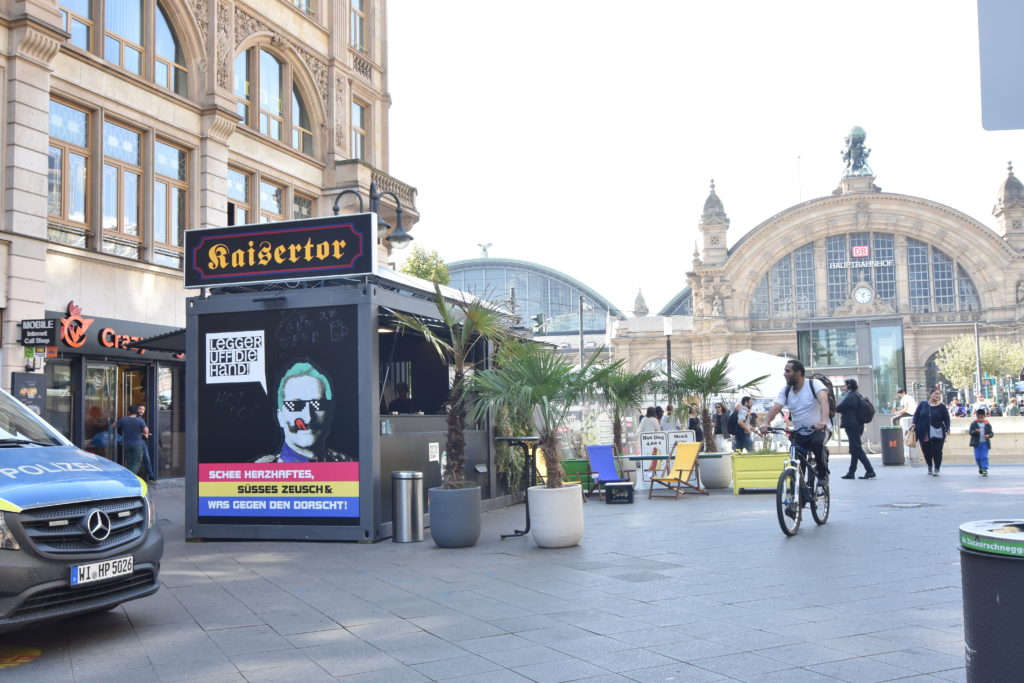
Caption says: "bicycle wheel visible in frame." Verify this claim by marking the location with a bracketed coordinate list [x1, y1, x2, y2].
[776, 469, 801, 536]
[811, 481, 830, 525]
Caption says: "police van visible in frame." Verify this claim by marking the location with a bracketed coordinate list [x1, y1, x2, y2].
[0, 388, 163, 632]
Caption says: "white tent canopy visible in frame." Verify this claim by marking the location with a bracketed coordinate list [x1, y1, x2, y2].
[697, 349, 792, 398]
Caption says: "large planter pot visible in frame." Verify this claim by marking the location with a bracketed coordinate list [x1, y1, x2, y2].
[698, 452, 732, 489]
[428, 485, 481, 548]
[529, 484, 584, 548]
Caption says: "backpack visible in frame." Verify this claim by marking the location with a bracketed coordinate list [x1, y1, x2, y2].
[786, 373, 836, 419]
[857, 394, 876, 424]
[725, 409, 741, 437]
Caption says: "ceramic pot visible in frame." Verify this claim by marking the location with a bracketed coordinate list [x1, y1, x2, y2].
[698, 452, 732, 488]
[428, 485, 481, 548]
[528, 484, 584, 548]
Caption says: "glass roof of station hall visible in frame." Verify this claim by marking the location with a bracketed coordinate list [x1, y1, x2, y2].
[447, 258, 625, 334]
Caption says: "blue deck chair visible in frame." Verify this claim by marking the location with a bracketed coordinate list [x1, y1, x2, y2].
[585, 445, 629, 498]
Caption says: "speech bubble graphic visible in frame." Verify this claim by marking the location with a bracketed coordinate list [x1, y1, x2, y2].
[206, 330, 267, 393]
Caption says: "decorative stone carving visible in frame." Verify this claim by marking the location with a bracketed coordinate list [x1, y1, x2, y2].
[353, 55, 373, 82]
[216, 1, 230, 90]
[185, 0, 209, 49]
[1017, 280, 1024, 304]
[856, 201, 869, 231]
[334, 76, 346, 150]
[13, 27, 61, 64]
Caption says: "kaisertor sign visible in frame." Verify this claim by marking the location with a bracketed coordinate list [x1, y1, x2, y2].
[184, 214, 378, 289]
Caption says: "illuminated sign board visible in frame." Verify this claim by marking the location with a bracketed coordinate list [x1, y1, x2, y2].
[184, 214, 377, 289]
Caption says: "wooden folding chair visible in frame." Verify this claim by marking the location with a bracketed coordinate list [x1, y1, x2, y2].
[649, 442, 707, 498]
[585, 445, 630, 498]
[562, 458, 597, 500]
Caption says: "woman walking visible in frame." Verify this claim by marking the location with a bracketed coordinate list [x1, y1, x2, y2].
[911, 387, 951, 476]
[713, 402, 727, 451]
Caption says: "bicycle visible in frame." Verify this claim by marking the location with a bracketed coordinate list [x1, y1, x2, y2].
[765, 427, 830, 536]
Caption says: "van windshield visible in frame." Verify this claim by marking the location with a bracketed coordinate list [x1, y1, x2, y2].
[0, 390, 67, 446]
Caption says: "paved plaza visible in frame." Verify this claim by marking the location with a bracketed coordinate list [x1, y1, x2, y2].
[7, 459, 1019, 682]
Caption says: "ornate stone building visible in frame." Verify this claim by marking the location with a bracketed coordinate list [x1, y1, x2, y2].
[614, 130, 1024, 420]
[2, 0, 416, 475]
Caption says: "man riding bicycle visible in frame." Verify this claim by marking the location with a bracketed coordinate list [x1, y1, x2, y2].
[760, 359, 831, 481]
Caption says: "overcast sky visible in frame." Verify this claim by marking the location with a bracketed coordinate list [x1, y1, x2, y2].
[386, 1, 1024, 315]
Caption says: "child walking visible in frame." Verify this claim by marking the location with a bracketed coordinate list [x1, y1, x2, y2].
[969, 408, 994, 476]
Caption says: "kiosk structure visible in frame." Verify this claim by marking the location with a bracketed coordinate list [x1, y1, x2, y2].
[184, 214, 494, 542]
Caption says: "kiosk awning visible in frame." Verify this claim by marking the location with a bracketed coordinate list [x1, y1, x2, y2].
[127, 328, 186, 353]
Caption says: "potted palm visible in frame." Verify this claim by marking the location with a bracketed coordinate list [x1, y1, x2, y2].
[471, 342, 607, 548]
[392, 284, 510, 548]
[669, 355, 768, 488]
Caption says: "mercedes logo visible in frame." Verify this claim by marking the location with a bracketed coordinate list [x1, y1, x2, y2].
[82, 509, 112, 542]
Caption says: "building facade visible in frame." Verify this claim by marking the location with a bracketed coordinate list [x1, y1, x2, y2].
[2, 0, 416, 476]
[614, 132, 1024, 419]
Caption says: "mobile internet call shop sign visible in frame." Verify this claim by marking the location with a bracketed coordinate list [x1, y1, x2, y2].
[184, 213, 377, 289]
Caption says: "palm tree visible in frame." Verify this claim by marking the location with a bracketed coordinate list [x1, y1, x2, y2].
[392, 284, 511, 489]
[470, 342, 607, 488]
[670, 355, 769, 452]
[592, 361, 659, 457]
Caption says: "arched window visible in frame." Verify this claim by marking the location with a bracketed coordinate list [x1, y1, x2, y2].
[234, 47, 315, 155]
[906, 238, 980, 313]
[60, 1, 189, 97]
[750, 244, 816, 319]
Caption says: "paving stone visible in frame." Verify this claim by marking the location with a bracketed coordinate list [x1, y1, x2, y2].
[619, 661, 730, 682]
[689, 651, 792, 678]
[512, 657, 609, 682]
[412, 653, 505, 679]
[807, 655, 921, 682]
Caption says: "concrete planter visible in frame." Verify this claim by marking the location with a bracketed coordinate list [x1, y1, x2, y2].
[529, 484, 584, 548]
[698, 453, 732, 488]
[428, 485, 481, 548]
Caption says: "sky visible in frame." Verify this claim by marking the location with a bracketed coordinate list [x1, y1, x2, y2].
[386, 1, 1024, 315]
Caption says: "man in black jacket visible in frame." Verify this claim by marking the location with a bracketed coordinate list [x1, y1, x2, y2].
[838, 378, 876, 479]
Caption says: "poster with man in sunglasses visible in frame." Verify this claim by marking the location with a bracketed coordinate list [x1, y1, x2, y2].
[254, 361, 354, 463]
[196, 305, 360, 523]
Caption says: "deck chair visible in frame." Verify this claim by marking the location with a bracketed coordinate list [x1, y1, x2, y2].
[585, 445, 629, 498]
[649, 442, 707, 498]
[561, 458, 596, 500]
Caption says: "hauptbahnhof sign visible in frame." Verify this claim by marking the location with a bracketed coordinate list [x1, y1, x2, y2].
[184, 214, 377, 288]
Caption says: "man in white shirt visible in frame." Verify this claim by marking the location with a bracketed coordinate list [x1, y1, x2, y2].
[760, 360, 831, 480]
[894, 388, 917, 463]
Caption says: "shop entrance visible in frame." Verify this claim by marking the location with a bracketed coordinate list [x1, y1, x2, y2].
[83, 362, 148, 466]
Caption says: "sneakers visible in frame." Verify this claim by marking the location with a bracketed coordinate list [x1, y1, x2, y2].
[859, 472, 876, 479]
[927, 468, 933, 476]
[982, 469, 989, 477]
[979, 466, 985, 474]
[841, 473, 856, 480]
[934, 470, 941, 476]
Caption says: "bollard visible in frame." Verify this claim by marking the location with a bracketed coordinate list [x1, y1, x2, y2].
[391, 471, 423, 542]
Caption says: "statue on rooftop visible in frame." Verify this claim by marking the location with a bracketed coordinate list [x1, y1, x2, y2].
[842, 126, 874, 178]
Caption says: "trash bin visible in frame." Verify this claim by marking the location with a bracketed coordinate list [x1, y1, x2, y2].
[960, 520, 1024, 682]
[879, 426, 904, 465]
[391, 471, 423, 543]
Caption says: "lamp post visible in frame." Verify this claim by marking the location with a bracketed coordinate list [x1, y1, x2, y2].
[332, 180, 413, 249]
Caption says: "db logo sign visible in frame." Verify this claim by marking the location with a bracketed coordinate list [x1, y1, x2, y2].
[851, 245, 870, 258]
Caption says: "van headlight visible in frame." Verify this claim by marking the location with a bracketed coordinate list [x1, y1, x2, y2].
[147, 496, 157, 529]
[0, 512, 21, 550]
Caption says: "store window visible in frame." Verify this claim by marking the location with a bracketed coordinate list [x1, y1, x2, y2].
[234, 47, 315, 155]
[44, 362, 73, 440]
[61, 1, 189, 96]
[797, 328, 858, 368]
[871, 325, 905, 405]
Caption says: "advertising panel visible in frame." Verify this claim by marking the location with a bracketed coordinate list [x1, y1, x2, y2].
[195, 305, 361, 525]
[184, 214, 377, 289]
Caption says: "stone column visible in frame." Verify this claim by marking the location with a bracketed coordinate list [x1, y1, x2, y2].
[814, 238, 829, 317]
[3, 21, 62, 389]
[198, 107, 237, 229]
[894, 234, 911, 314]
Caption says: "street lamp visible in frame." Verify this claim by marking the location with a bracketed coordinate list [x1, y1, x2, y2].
[332, 180, 413, 249]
